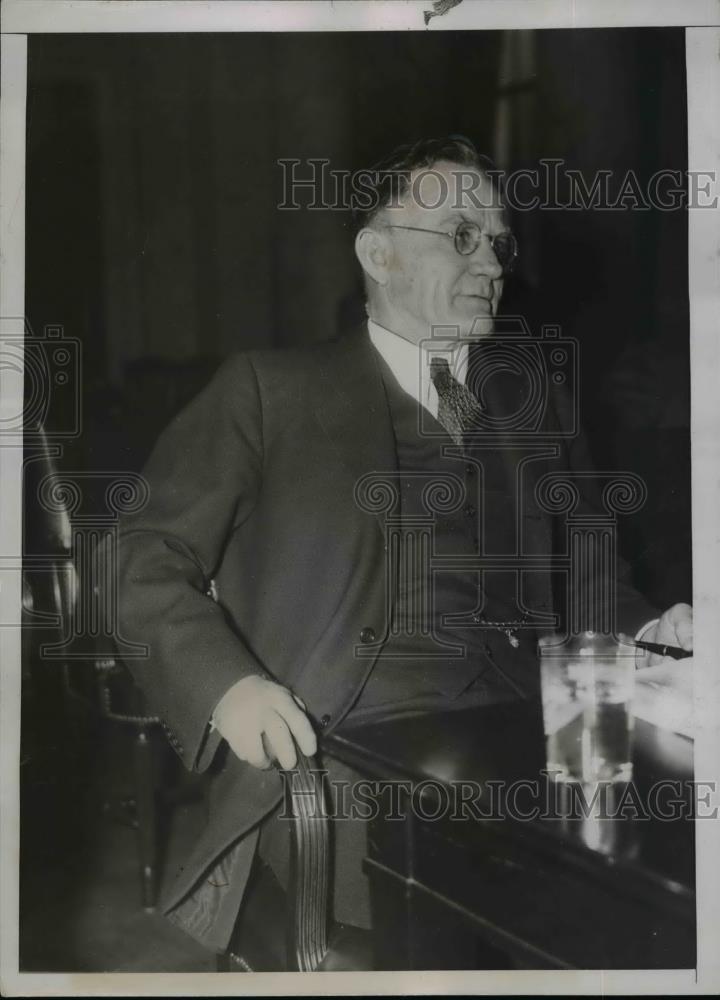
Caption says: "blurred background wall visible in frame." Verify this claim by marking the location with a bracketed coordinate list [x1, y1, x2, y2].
[25, 26, 690, 612]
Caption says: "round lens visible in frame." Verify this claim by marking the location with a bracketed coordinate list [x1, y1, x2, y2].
[454, 222, 480, 255]
[492, 233, 518, 272]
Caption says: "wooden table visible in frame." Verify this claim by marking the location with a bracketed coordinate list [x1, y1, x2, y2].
[325, 700, 695, 970]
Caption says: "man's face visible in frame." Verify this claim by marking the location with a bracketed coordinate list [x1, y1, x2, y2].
[377, 160, 508, 343]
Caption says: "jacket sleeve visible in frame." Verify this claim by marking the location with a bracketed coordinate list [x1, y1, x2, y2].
[109, 353, 269, 771]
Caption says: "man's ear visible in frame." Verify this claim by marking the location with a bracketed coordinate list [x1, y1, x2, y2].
[354, 227, 390, 287]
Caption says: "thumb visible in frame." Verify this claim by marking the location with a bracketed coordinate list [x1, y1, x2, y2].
[671, 603, 693, 651]
[675, 618, 693, 651]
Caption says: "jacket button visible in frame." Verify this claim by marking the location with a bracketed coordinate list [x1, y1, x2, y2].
[464, 505, 476, 518]
[359, 626, 376, 644]
[319, 714, 331, 729]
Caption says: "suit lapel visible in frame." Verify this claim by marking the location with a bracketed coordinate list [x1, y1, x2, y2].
[312, 323, 398, 506]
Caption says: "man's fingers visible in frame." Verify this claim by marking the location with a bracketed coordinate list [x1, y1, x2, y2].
[214, 676, 317, 768]
[671, 603, 693, 650]
[263, 712, 297, 771]
[675, 619, 693, 651]
[655, 620, 680, 649]
[656, 603, 694, 652]
[275, 694, 317, 758]
[240, 733, 271, 771]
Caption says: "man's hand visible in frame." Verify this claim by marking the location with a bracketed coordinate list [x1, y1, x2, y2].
[643, 602, 693, 665]
[212, 675, 317, 770]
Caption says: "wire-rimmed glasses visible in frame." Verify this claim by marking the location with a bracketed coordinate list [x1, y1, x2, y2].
[385, 220, 518, 274]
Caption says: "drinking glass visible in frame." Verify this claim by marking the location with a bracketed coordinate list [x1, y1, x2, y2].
[540, 632, 635, 783]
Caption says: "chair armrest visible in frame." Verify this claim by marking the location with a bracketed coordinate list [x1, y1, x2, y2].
[280, 748, 330, 972]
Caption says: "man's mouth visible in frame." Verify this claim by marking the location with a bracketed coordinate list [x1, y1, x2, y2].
[457, 293, 492, 307]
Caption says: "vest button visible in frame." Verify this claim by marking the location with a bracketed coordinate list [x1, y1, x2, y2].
[465, 464, 476, 476]
[359, 626, 376, 644]
[319, 713, 331, 729]
[464, 505, 476, 517]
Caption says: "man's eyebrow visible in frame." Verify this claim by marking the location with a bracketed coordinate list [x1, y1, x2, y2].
[438, 212, 465, 228]
[444, 211, 512, 232]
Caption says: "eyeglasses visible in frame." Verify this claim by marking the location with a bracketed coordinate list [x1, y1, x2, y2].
[385, 221, 518, 274]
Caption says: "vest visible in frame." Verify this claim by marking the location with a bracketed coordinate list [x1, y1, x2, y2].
[354, 356, 540, 709]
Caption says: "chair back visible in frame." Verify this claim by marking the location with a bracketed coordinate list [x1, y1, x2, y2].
[23, 422, 78, 627]
[283, 749, 330, 971]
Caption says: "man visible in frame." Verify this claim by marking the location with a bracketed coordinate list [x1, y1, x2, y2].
[114, 136, 692, 955]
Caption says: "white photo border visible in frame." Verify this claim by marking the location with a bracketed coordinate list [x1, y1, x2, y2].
[1, 3, 719, 996]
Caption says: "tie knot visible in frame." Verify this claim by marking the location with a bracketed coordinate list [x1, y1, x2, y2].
[429, 357, 454, 393]
[428, 357, 481, 445]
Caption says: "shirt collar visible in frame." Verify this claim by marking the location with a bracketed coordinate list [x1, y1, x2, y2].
[367, 319, 468, 415]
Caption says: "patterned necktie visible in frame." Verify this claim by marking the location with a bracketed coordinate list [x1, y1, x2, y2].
[429, 357, 481, 445]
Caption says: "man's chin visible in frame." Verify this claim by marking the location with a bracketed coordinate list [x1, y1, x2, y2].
[460, 314, 495, 340]
[449, 301, 495, 338]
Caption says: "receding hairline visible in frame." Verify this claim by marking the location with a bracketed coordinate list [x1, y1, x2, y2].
[366, 160, 506, 228]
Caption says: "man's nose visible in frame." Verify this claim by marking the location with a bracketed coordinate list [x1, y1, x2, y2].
[467, 236, 503, 279]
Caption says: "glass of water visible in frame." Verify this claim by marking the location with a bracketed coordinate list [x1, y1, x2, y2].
[540, 632, 635, 783]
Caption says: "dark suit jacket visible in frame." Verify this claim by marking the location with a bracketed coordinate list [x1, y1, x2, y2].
[114, 324, 655, 947]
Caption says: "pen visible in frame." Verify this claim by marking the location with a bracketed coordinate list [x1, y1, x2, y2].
[618, 634, 693, 661]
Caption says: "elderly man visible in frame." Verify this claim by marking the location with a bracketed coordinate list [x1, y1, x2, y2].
[114, 136, 692, 955]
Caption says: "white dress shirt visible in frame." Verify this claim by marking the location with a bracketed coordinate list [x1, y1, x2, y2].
[367, 319, 468, 421]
